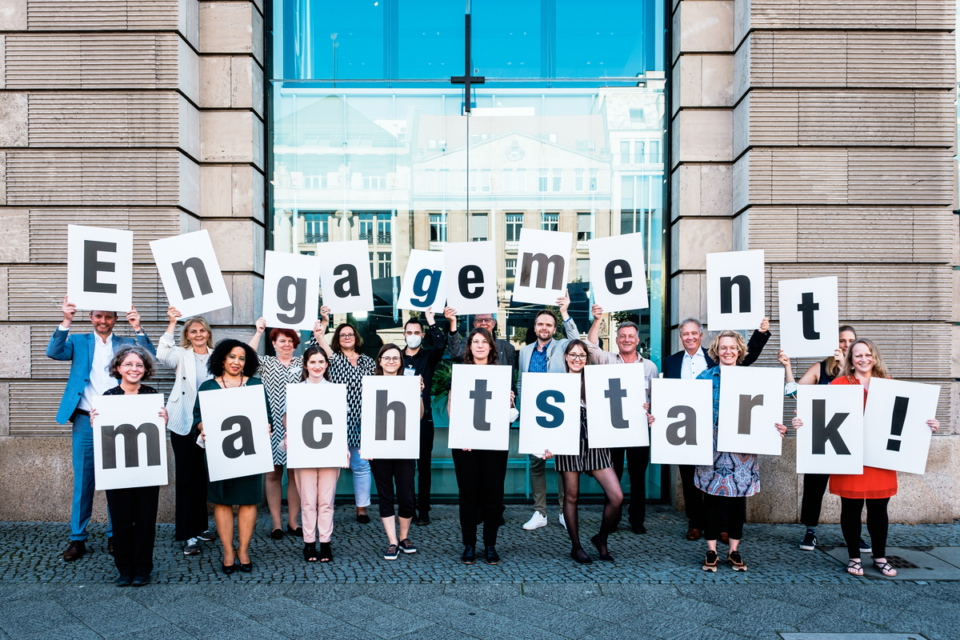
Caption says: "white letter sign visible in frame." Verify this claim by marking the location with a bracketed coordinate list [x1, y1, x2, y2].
[67, 225, 134, 312]
[518, 373, 581, 456]
[318, 240, 374, 314]
[584, 364, 650, 449]
[150, 230, 231, 318]
[397, 249, 446, 312]
[717, 366, 784, 456]
[512, 229, 572, 305]
[862, 378, 941, 475]
[588, 234, 648, 313]
[796, 385, 863, 475]
[448, 364, 513, 451]
[706, 250, 765, 330]
[263, 250, 321, 330]
[444, 241, 498, 315]
[284, 382, 350, 469]
[359, 376, 421, 459]
[649, 378, 714, 466]
[778, 276, 839, 359]
[91, 393, 167, 490]
[198, 385, 275, 482]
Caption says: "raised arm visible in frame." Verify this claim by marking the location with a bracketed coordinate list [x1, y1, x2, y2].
[444, 307, 465, 362]
[248, 317, 266, 350]
[557, 291, 579, 341]
[46, 295, 76, 360]
[741, 317, 770, 367]
[305, 307, 333, 357]
[582, 304, 615, 364]
[425, 309, 448, 366]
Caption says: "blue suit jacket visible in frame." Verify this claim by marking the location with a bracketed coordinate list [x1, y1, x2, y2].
[46, 328, 155, 424]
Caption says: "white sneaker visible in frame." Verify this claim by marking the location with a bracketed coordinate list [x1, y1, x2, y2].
[522, 512, 548, 530]
[559, 512, 567, 531]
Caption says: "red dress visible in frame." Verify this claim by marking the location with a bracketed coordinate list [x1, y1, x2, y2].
[828, 376, 897, 499]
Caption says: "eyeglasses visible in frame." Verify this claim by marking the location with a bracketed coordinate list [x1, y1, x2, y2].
[120, 363, 145, 370]
[566, 354, 587, 361]
[340, 333, 356, 339]
[380, 356, 401, 363]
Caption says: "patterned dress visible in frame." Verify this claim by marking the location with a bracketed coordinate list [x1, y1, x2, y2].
[555, 405, 613, 472]
[326, 351, 377, 447]
[257, 355, 303, 466]
[693, 366, 760, 497]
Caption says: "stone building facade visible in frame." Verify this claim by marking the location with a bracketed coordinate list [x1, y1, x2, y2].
[0, 0, 956, 523]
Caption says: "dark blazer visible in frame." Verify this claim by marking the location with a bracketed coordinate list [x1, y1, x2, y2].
[46, 328, 155, 424]
[662, 330, 770, 379]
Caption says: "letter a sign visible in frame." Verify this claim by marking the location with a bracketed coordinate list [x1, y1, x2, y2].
[198, 385, 275, 482]
[649, 379, 714, 465]
[512, 229, 572, 305]
[447, 364, 513, 451]
[91, 393, 168, 490]
[706, 250, 765, 331]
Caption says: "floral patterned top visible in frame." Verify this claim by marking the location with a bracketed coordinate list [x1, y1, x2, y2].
[694, 366, 760, 498]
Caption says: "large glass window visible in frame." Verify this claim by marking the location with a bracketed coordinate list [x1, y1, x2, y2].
[271, 0, 666, 502]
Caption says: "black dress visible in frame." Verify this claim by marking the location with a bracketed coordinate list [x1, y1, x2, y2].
[192, 377, 272, 506]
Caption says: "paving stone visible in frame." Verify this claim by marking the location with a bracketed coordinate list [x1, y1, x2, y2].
[110, 625, 196, 640]
[66, 595, 172, 637]
[354, 608, 436, 639]
[237, 595, 342, 634]
[0, 598, 81, 637]
[486, 595, 609, 638]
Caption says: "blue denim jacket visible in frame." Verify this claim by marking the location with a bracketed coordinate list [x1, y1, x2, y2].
[693, 366, 760, 498]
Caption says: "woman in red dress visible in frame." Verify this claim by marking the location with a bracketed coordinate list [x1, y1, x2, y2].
[816, 339, 939, 577]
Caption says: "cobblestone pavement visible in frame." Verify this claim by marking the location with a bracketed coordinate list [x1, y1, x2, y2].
[0, 505, 958, 639]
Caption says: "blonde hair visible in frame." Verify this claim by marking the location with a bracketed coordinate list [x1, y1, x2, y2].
[824, 325, 857, 379]
[707, 330, 748, 365]
[840, 338, 890, 380]
[180, 317, 214, 350]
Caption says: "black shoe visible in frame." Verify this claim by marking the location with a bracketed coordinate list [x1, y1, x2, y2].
[702, 550, 719, 572]
[108, 538, 115, 555]
[238, 557, 253, 572]
[197, 529, 216, 542]
[287, 525, 304, 537]
[485, 546, 500, 565]
[416, 513, 431, 526]
[799, 530, 818, 551]
[304, 542, 318, 563]
[399, 538, 418, 554]
[222, 563, 237, 575]
[357, 512, 371, 524]
[591, 534, 614, 562]
[319, 542, 333, 563]
[461, 545, 476, 564]
[571, 548, 592, 564]
[631, 523, 647, 535]
[270, 529, 284, 540]
[63, 541, 86, 562]
[115, 574, 133, 587]
[132, 574, 150, 587]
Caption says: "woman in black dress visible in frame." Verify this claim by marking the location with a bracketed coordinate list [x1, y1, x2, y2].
[547, 340, 623, 563]
[192, 339, 272, 574]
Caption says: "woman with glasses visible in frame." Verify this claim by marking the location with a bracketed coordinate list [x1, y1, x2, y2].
[308, 307, 377, 523]
[364, 344, 424, 560]
[447, 327, 515, 565]
[90, 345, 167, 587]
[545, 340, 623, 564]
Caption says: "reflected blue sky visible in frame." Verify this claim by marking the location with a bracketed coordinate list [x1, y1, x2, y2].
[275, 0, 663, 80]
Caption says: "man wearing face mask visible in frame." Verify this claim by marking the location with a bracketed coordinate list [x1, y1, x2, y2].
[402, 309, 451, 526]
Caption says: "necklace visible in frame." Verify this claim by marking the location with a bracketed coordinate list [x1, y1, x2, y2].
[219, 376, 243, 389]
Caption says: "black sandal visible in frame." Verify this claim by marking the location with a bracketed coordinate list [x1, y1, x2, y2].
[319, 542, 333, 562]
[303, 542, 318, 563]
[570, 548, 592, 564]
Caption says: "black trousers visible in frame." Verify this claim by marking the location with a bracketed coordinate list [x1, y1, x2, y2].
[416, 418, 434, 515]
[170, 432, 209, 541]
[452, 449, 508, 547]
[678, 464, 706, 530]
[105, 485, 160, 578]
[704, 493, 746, 541]
[609, 446, 649, 526]
[370, 459, 416, 519]
[840, 497, 889, 560]
[800, 474, 830, 528]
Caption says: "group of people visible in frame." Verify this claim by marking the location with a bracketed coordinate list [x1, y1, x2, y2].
[47, 293, 938, 585]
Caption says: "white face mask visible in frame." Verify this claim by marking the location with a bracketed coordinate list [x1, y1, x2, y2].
[405, 334, 422, 349]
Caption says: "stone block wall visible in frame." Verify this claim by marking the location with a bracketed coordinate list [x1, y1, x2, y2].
[0, 0, 266, 523]
[670, 0, 960, 523]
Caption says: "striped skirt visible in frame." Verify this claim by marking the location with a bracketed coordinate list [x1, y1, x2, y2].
[555, 408, 612, 473]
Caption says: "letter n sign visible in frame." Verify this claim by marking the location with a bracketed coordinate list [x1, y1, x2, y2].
[150, 230, 232, 318]
[91, 394, 168, 490]
[706, 250, 765, 331]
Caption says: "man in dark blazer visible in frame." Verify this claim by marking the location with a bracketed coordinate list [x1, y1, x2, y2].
[46, 295, 155, 562]
[662, 316, 770, 541]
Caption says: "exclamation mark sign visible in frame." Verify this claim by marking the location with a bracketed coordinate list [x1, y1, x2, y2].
[886, 396, 909, 452]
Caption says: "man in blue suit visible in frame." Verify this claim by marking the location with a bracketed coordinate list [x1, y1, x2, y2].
[47, 295, 155, 561]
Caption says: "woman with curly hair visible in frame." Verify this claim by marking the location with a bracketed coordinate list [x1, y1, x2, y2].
[90, 345, 168, 587]
[192, 339, 272, 574]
